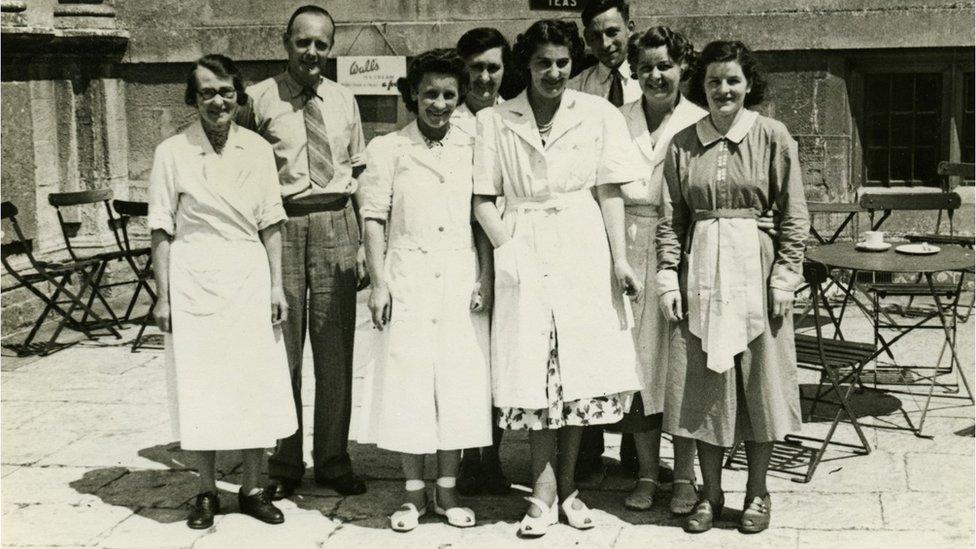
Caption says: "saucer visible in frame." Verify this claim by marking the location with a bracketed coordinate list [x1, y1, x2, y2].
[855, 241, 892, 252]
[895, 243, 940, 255]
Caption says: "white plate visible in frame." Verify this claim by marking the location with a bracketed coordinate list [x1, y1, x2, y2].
[895, 243, 941, 255]
[855, 241, 892, 252]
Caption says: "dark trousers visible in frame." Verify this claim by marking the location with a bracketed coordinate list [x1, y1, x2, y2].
[268, 202, 359, 481]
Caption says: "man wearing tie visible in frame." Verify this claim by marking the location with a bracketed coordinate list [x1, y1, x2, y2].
[568, 0, 641, 481]
[237, 3, 368, 498]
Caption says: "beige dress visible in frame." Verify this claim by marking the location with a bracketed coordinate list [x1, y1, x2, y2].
[656, 110, 810, 447]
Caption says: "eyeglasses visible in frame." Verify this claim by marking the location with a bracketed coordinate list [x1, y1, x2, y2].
[197, 87, 237, 100]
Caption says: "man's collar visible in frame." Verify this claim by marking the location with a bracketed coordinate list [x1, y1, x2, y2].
[280, 70, 323, 100]
[594, 59, 629, 82]
[696, 109, 759, 146]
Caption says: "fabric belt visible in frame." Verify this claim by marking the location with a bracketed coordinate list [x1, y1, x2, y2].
[625, 204, 659, 218]
[506, 189, 594, 213]
[692, 208, 758, 222]
[283, 194, 349, 216]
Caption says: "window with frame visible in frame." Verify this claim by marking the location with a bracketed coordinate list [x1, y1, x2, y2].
[855, 53, 974, 188]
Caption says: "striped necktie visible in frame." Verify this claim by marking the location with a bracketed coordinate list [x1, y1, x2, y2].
[303, 89, 334, 189]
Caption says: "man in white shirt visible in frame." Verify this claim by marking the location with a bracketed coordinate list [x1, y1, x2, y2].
[567, 0, 641, 107]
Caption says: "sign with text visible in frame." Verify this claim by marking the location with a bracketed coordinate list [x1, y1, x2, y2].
[336, 56, 406, 95]
[529, 0, 582, 10]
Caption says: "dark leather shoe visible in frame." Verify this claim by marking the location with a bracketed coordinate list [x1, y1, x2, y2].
[238, 488, 284, 525]
[483, 457, 511, 495]
[457, 456, 485, 496]
[268, 478, 300, 501]
[186, 491, 219, 530]
[315, 472, 367, 495]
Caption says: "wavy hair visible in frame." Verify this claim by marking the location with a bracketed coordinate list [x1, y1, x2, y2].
[626, 26, 696, 82]
[395, 48, 468, 114]
[511, 19, 585, 88]
[686, 40, 767, 108]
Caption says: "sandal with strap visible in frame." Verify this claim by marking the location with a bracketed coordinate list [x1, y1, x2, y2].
[390, 501, 427, 532]
[683, 494, 724, 534]
[518, 495, 558, 538]
[624, 477, 658, 511]
[560, 490, 596, 530]
[739, 493, 771, 534]
[669, 478, 699, 515]
[433, 489, 476, 528]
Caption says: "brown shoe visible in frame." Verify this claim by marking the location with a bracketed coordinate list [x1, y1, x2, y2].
[186, 491, 219, 530]
[683, 494, 724, 534]
[238, 487, 284, 525]
[739, 494, 771, 534]
[669, 479, 698, 515]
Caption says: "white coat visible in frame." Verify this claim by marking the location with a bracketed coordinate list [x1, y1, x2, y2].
[356, 121, 492, 454]
[472, 89, 645, 409]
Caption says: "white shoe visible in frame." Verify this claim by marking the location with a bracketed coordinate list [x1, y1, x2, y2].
[433, 489, 476, 528]
[560, 490, 595, 530]
[518, 495, 558, 537]
[390, 502, 427, 532]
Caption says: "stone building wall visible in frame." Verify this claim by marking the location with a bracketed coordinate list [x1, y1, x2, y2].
[2, 0, 974, 334]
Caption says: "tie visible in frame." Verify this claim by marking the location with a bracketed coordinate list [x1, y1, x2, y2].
[608, 69, 624, 107]
[303, 90, 334, 189]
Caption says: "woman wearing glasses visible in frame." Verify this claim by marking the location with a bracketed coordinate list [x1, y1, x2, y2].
[472, 19, 644, 538]
[148, 54, 296, 530]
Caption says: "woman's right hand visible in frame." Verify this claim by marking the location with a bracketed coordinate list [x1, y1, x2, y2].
[153, 298, 172, 333]
[659, 290, 683, 322]
[368, 284, 392, 330]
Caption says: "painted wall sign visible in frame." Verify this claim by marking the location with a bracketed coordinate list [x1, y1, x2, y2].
[529, 0, 582, 10]
[336, 56, 406, 95]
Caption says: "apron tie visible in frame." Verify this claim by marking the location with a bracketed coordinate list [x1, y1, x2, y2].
[687, 207, 766, 373]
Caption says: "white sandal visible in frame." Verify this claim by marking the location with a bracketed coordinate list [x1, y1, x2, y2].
[433, 489, 476, 528]
[560, 490, 595, 530]
[518, 495, 558, 537]
[390, 502, 427, 532]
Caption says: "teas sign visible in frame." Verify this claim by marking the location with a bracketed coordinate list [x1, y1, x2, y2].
[336, 56, 406, 95]
[529, 0, 582, 10]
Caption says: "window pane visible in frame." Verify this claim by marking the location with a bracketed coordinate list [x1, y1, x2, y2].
[964, 73, 975, 167]
[914, 74, 941, 112]
[914, 113, 939, 145]
[355, 96, 398, 124]
[890, 74, 914, 111]
[867, 114, 888, 145]
[866, 148, 888, 183]
[864, 75, 890, 113]
[890, 113, 913, 146]
[913, 147, 937, 184]
[889, 148, 912, 182]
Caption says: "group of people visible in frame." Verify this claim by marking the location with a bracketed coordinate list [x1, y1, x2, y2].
[147, 0, 810, 538]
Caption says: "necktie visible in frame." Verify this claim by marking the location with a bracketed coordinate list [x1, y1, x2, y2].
[608, 69, 624, 107]
[303, 89, 334, 189]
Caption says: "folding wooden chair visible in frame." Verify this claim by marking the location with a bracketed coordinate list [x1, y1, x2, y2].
[47, 189, 133, 327]
[725, 262, 873, 483]
[1, 201, 121, 356]
[111, 200, 158, 352]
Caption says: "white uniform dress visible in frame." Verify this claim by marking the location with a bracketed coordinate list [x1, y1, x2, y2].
[147, 121, 297, 451]
[357, 121, 492, 455]
[473, 90, 644, 426]
[618, 96, 706, 421]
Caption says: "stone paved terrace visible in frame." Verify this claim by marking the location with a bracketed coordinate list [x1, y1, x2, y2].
[2, 298, 974, 548]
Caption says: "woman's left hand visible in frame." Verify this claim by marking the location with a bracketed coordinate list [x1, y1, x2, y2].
[270, 286, 288, 325]
[615, 260, 643, 301]
[470, 275, 493, 313]
[770, 287, 794, 318]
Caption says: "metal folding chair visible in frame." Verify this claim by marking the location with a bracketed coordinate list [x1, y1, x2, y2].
[0, 201, 121, 356]
[111, 200, 158, 352]
[725, 261, 873, 483]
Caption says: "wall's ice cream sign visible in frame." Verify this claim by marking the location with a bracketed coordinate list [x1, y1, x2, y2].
[337, 56, 406, 95]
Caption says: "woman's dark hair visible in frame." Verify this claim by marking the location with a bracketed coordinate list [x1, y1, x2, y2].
[457, 27, 511, 61]
[686, 40, 767, 108]
[395, 48, 468, 115]
[511, 20, 585, 88]
[626, 26, 696, 82]
[581, 0, 630, 27]
[184, 54, 249, 106]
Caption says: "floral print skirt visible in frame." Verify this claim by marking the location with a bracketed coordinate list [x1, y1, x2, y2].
[498, 323, 628, 431]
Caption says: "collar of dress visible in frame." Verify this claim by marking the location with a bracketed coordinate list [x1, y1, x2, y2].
[187, 120, 246, 155]
[695, 109, 759, 146]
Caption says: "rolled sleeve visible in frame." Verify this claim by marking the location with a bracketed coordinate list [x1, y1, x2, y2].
[596, 105, 644, 186]
[472, 109, 503, 196]
[147, 143, 178, 235]
[255, 145, 287, 230]
[769, 131, 810, 293]
[356, 136, 395, 221]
